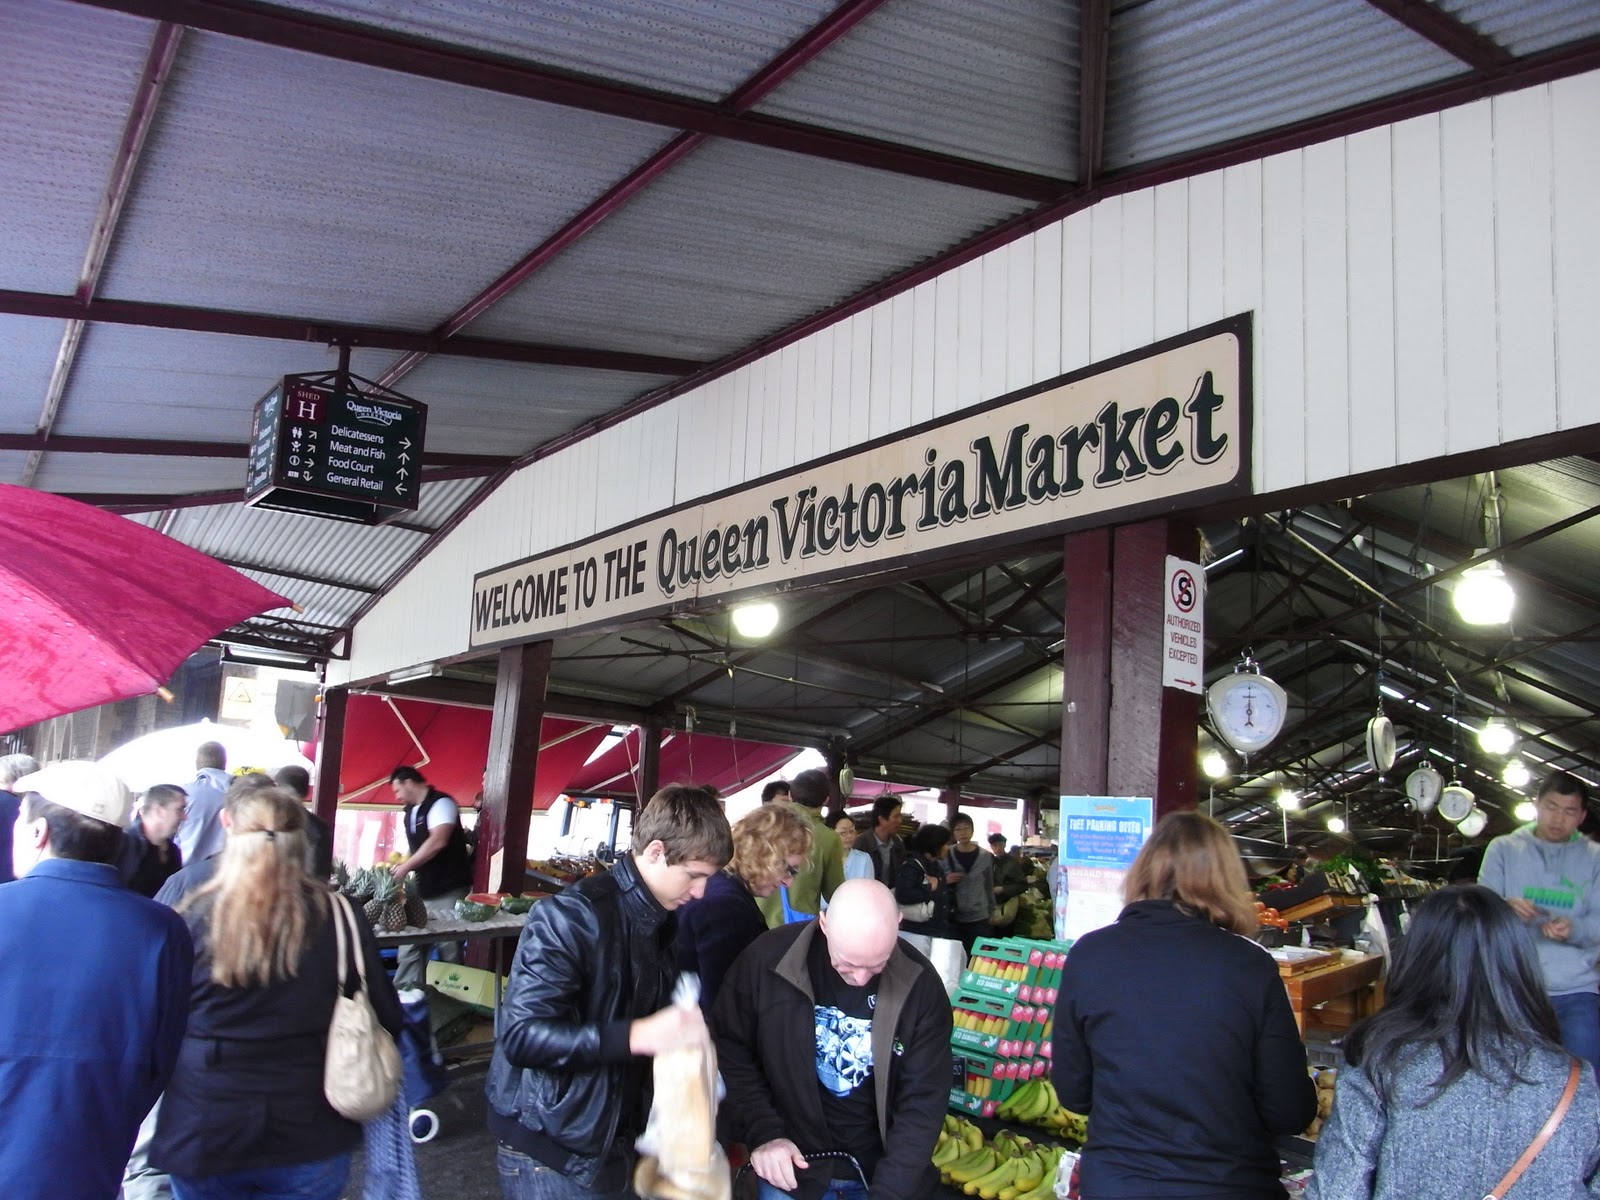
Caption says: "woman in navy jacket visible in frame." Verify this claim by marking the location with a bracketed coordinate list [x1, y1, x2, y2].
[1052, 811, 1315, 1199]
[676, 801, 813, 1008]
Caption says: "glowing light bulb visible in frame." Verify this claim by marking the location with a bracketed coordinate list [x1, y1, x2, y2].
[1201, 751, 1228, 780]
[1276, 789, 1300, 811]
[1325, 815, 1346, 834]
[1502, 761, 1531, 789]
[731, 601, 779, 639]
[1478, 720, 1516, 756]
[1514, 800, 1538, 822]
[1454, 562, 1514, 625]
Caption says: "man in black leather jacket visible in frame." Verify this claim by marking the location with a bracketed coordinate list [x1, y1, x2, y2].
[486, 785, 733, 1200]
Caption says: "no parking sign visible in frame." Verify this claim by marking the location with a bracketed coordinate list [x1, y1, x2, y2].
[1162, 555, 1203, 693]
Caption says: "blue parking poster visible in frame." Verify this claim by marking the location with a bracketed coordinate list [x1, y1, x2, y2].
[1057, 796, 1154, 942]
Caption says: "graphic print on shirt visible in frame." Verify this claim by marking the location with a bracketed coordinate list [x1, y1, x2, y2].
[1523, 878, 1583, 912]
[815, 1002, 874, 1097]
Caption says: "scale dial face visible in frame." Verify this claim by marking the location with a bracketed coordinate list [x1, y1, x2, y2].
[1439, 784, 1476, 824]
[1207, 673, 1288, 754]
[1367, 715, 1397, 773]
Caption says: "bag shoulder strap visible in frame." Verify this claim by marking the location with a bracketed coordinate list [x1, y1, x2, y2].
[1484, 1059, 1583, 1200]
[328, 891, 367, 994]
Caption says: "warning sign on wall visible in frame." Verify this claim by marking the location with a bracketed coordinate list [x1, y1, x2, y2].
[1162, 555, 1204, 693]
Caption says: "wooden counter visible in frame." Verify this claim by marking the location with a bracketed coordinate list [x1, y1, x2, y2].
[1280, 952, 1383, 1033]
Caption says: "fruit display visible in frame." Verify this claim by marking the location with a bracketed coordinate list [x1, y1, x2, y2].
[1301, 1067, 1337, 1139]
[952, 936, 1070, 1117]
[1255, 900, 1289, 931]
[934, 1116, 1071, 1200]
[363, 870, 407, 933]
[499, 894, 538, 915]
[456, 892, 502, 922]
[994, 1079, 1087, 1141]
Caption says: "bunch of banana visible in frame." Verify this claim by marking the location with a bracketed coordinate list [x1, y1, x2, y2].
[993, 1078, 1089, 1142]
[942, 1135, 1064, 1200]
[933, 1114, 985, 1169]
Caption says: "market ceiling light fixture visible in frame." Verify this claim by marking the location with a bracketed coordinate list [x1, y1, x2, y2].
[731, 600, 779, 639]
[1453, 474, 1515, 626]
[1454, 561, 1515, 625]
[1276, 788, 1300, 811]
[1514, 799, 1538, 822]
[386, 663, 440, 685]
[1200, 750, 1228, 780]
[1502, 760, 1532, 789]
[1478, 719, 1517, 756]
[1325, 815, 1346, 834]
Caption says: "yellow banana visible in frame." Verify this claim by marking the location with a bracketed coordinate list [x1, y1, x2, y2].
[966, 1155, 1019, 1198]
[961, 1121, 984, 1151]
[997, 1078, 1040, 1120]
[946, 1148, 999, 1185]
[932, 1136, 964, 1168]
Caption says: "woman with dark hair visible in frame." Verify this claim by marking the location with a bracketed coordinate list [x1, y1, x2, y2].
[896, 823, 952, 938]
[1052, 810, 1315, 1199]
[1309, 885, 1600, 1199]
[677, 801, 813, 1009]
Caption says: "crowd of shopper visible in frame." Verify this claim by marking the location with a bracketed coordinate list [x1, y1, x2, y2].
[10, 752, 1600, 1200]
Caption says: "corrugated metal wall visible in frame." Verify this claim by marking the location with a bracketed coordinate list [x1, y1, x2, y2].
[335, 70, 1600, 683]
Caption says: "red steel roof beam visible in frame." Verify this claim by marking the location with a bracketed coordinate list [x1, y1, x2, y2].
[1362, 0, 1515, 74]
[23, 22, 183, 487]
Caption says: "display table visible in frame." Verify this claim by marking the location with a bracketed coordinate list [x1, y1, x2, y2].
[373, 911, 528, 1009]
[1280, 951, 1383, 1032]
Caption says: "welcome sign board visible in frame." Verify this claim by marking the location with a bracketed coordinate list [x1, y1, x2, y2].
[470, 316, 1251, 648]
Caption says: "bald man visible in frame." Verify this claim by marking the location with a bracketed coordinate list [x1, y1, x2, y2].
[712, 880, 952, 1200]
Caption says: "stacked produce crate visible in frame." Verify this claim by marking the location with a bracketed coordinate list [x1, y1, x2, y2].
[950, 936, 1071, 1117]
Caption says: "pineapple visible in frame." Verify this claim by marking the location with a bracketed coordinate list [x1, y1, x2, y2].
[332, 860, 350, 893]
[402, 876, 428, 928]
[345, 867, 376, 904]
[362, 870, 406, 932]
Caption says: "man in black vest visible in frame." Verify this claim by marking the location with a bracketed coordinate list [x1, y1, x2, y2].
[390, 765, 474, 989]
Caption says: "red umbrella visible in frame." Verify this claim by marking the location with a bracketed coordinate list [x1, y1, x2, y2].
[0, 485, 293, 734]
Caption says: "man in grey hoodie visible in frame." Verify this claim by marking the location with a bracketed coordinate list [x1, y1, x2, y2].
[1480, 770, 1600, 1078]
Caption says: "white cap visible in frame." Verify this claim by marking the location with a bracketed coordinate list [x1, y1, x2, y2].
[15, 761, 133, 827]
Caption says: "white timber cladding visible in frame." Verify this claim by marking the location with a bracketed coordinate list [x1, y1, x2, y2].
[335, 71, 1600, 685]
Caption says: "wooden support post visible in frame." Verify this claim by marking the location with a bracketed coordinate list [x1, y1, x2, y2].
[312, 685, 346, 826]
[941, 786, 961, 826]
[477, 641, 551, 896]
[638, 718, 662, 801]
[1061, 519, 1201, 821]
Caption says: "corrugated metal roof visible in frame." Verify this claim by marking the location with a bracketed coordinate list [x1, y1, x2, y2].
[470, 137, 1027, 358]
[0, 451, 33, 486]
[1439, 0, 1600, 57]
[756, 0, 1078, 179]
[268, 0, 841, 101]
[397, 357, 673, 456]
[0, 314, 66, 429]
[55, 326, 393, 440]
[0, 1, 155, 295]
[1103, 0, 1464, 168]
[96, 31, 675, 328]
[410, 476, 492, 529]
[30, 452, 248, 494]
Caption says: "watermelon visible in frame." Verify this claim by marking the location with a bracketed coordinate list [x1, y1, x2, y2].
[455, 898, 497, 923]
[500, 895, 536, 915]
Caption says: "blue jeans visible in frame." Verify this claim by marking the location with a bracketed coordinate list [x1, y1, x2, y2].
[170, 1153, 349, 1200]
[497, 1146, 637, 1200]
[1552, 991, 1600, 1081]
[757, 1181, 868, 1200]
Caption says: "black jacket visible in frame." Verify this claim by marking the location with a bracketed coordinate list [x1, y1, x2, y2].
[1052, 900, 1316, 1199]
[713, 922, 953, 1200]
[151, 893, 403, 1177]
[485, 853, 674, 1186]
[895, 853, 950, 937]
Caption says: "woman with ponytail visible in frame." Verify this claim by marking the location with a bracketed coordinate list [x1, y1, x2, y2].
[151, 785, 403, 1200]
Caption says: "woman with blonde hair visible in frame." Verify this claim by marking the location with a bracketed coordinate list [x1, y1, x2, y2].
[677, 800, 814, 1008]
[1052, 810, 1315, 1199]
[151, 786, 403, 1200]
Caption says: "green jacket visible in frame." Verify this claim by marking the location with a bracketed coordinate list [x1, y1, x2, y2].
[756, 805, 843, 927]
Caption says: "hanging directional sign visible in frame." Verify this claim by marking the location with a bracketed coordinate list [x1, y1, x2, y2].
[246, 372, 426, 524]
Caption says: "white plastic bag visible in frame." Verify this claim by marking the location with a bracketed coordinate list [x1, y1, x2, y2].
[633, 974, 731, 1200]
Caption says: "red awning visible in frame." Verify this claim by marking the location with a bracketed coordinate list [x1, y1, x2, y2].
[565, 728, 800, 800]
[338, 694, 612, 809]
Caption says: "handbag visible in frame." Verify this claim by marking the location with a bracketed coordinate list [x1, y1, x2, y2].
[1485, 1059, 1581, 1200]
[325, 891, 403, 1122]
[989, 895, 1021, 927]
[899, 899, 935, 923]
